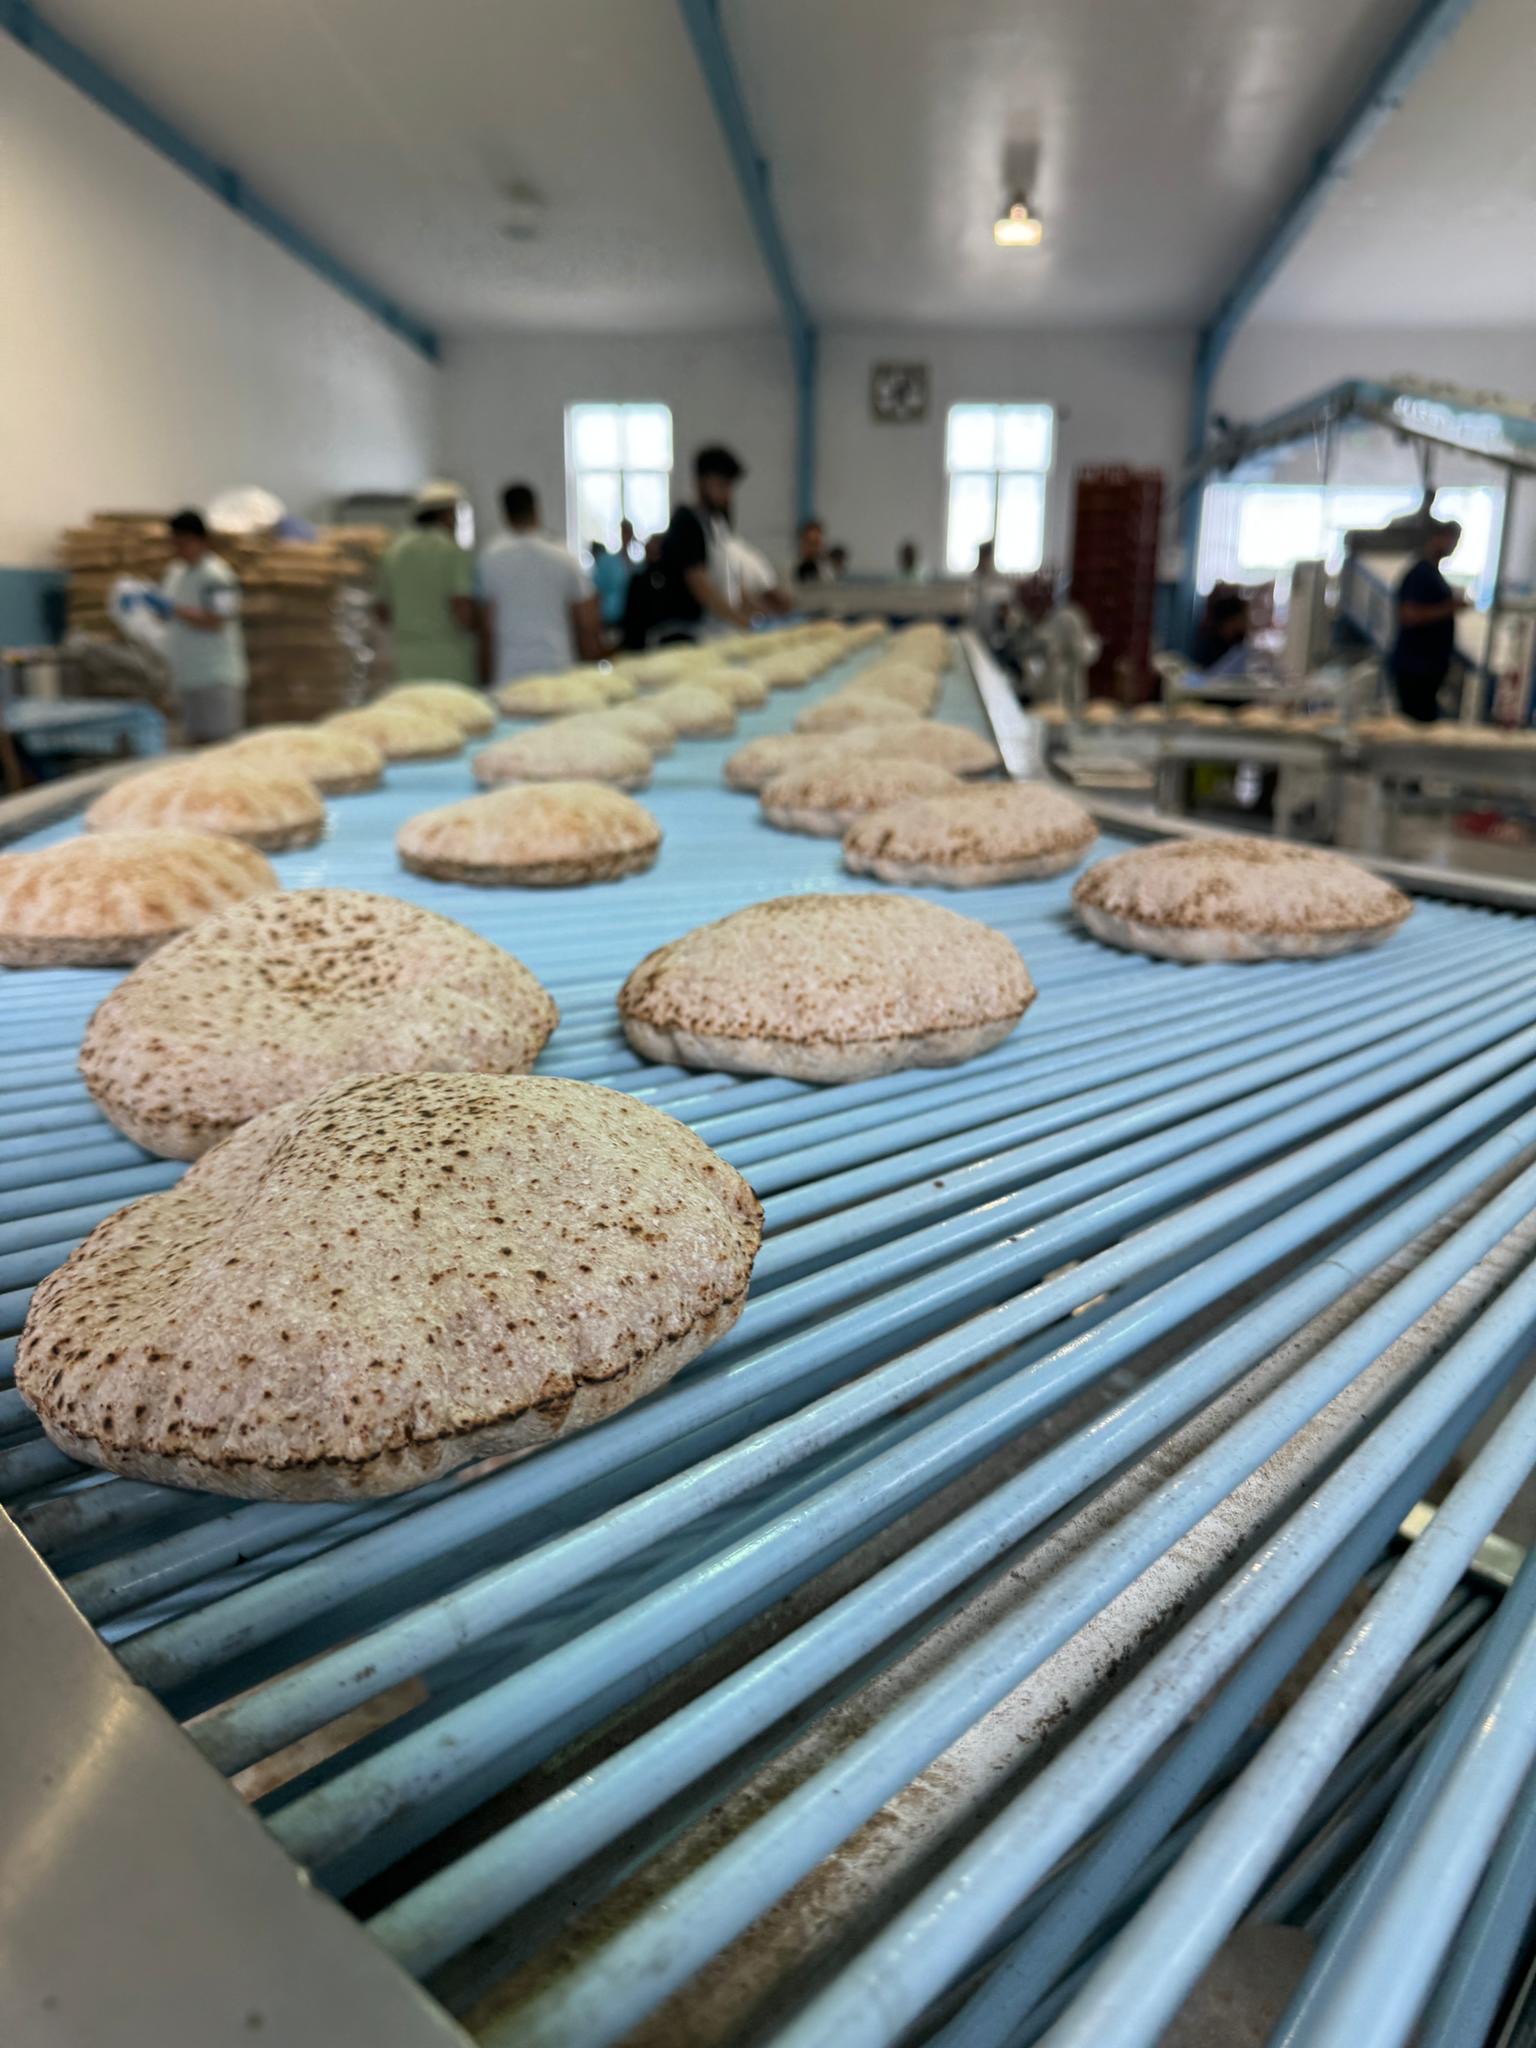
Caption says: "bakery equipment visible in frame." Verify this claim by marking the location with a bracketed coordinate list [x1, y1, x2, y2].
[3, 641, 1536, 2047]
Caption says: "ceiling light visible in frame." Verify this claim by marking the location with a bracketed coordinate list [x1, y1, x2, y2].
[993, 191, 1043, 249]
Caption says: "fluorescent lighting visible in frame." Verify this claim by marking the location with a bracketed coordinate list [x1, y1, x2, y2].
[994, 192, 1043, 248]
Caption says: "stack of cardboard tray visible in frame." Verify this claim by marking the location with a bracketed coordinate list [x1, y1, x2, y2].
[59, 514, 394, 724]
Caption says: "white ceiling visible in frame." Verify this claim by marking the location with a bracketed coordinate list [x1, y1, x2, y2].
[1245, 0, 1536, 325]
[33, 0, 1536, 335]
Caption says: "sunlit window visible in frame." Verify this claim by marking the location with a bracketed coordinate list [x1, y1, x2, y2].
[943, 403, 1054, 575]
[565, 404, 673, 562]
[1196, 482, 1504, 605]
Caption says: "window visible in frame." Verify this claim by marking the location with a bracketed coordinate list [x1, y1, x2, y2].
[565, 404, 672, 562]
[943, 403, 1054, 575]
[1196, 481, 1504, 607]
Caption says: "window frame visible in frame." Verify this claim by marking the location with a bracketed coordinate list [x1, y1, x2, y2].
[564, 402, 674, 563]
[943, 401, 1056, 576]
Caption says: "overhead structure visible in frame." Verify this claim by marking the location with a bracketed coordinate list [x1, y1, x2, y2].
[675, 0, 819, 526]
[1176, 0, 1483, 629]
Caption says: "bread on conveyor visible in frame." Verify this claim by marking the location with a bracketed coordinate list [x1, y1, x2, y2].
[473, 723, 652, 791]
[646, 682, 738, 737]
[847, 663, 942, 713]
[85, 758, 325, 852]
[228, 722, 385, 794]
[80, 888, 557, 1158]
[326, 703, 463, 760]
[0, 831, 278, 966]
[1073, 836, 1413, 962]
[382, 681, 497, 735]
[722, 732, 852, 791]
[493, 674, 612, 717]
[794, 694, 926, 735]
[843, 784, 1098, 887]
[619, 893, 1035, 1081]
[760, 757, 960, 837]
[399, 783, 661, 887]
[17, 1072, 762, 1500]
[690, 665, 769, 709]
[862, 721, 1002, 776]
[559, 704, 675, 756]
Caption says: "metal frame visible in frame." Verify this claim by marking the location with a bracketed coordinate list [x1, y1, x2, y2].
[674, 0, 819, 524]
[1, 0, 440, 361]
[1175, 0, 1483, 632]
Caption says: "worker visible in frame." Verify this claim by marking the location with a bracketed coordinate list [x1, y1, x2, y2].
[159, 509, 248, 743]
[651, 444, 753, 639]
[1192, 591, 1252, 678]
[477, 482, 603, 683]
[1390, 519, 1464, 723]
[619, 516, 641, 566]
[621, 534, 669, 651]
[826, 545, 850, 580]
[375, 482, 478, 687]
[588, 540, 633, 634]
[896, 540, 924, 581]
[793, 518, 827, 583]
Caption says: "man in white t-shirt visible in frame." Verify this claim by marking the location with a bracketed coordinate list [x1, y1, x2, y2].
[158, 507, 248, 742]
[477, 483, 603, 682]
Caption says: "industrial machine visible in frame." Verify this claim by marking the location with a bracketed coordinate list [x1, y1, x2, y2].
[4, 639, 1536, 2047]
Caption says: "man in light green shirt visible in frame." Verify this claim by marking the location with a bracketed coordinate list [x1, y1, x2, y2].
[376, 481, 480, 686]
[160, 508, 248, 743]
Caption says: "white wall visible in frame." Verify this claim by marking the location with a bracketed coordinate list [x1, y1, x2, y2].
[1214, 324, 1536, 584]
[817, 327, 1196, 578]
[0, 39, 439, 568]
[440, 331, 797, 565]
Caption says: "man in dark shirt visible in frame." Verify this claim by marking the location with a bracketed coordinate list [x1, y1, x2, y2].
[652, 444, 752, 639]
[793, 518, 826, 583]
[1390, 521, 1463, 723]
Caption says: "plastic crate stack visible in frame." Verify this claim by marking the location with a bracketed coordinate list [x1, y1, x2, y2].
[1070, 465, 1163, 702]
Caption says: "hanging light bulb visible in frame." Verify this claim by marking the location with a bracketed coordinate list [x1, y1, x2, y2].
[993, 190, 1044, 249]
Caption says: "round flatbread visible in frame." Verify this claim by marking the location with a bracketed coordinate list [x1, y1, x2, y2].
[582, 668, 637, 704]
[86, 759, 325, 852]
[1234, 704, 1289, 729]
[863, 721, 1002, 776]
[760, 757, 960, 837]
[795, 694, 926, 735]
[1073, 836, 1414, 961]
[648, 683, 737, 737]
[1173, 704, 1231, 728]
[722, 732, 852, 792]
[326, 704, 463, 760]
[494, 675, 611, 718]
[383, 683, 497, 736]
[1080, 701, 1122, 725]
[228, 723, 385, 794]
[399, 782, 661, 887]
[17, 1072, 762, 1500]
[844, 784, 1098, 887]
[691, 665, 769, 709]
[0, 831, 278, 967]
[619, 893, 1035, 1082]
[473, 723, 651, 791]
[749, 650, 815, 688]
[559, 704, 675, 757]
[80, 889, 557, 1158]
[849, 664, 941, 712]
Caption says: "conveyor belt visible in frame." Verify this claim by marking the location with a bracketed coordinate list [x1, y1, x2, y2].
[3, 645, 1536, 2048]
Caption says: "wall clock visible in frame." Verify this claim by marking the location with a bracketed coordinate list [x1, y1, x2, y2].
[870, 361, 929, 424]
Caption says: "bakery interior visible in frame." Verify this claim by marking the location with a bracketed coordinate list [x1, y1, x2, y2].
[3, 3, 1536, 2044]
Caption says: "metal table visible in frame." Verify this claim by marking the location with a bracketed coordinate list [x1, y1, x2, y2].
[4, 645, 1536, 2048]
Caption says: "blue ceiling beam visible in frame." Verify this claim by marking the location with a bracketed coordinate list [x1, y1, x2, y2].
[674, 0, 818, 524]
[1177, 0, 1481, 631]
[2, 0, 440, 362]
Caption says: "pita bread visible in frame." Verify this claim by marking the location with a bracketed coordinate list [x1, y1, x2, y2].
[0, 831, 278, 966]
[722, 732, 852, 792]
[619, 893, 1035, 1082]
[844, 784, 1098, 887]
[494, 675, 611, 718]
[18, 1073, 761, 1500]
[326, 704, 463, 760]
[399, 783, 661, 886]
[689, 666, 769, 709]
[228, 723, 385, 794]
[863, 722, 1002, 776]
[1073, 836, 1414, 961]
[848, 664, 942, 713]
[80, 889, 557, 1158]
[383, 683, 497, 736]
[760, 757, 960, 837]
[1080, 700, 1122, 725]
[558, 704, 675, 757]
[795, 694, 926, 735]
[648, 683, 738, 737]
[85, 759, 325, 852]
[473, 724, 652, 791]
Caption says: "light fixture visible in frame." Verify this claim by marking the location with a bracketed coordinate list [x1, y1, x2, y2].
[993, 190, 1044, 249]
